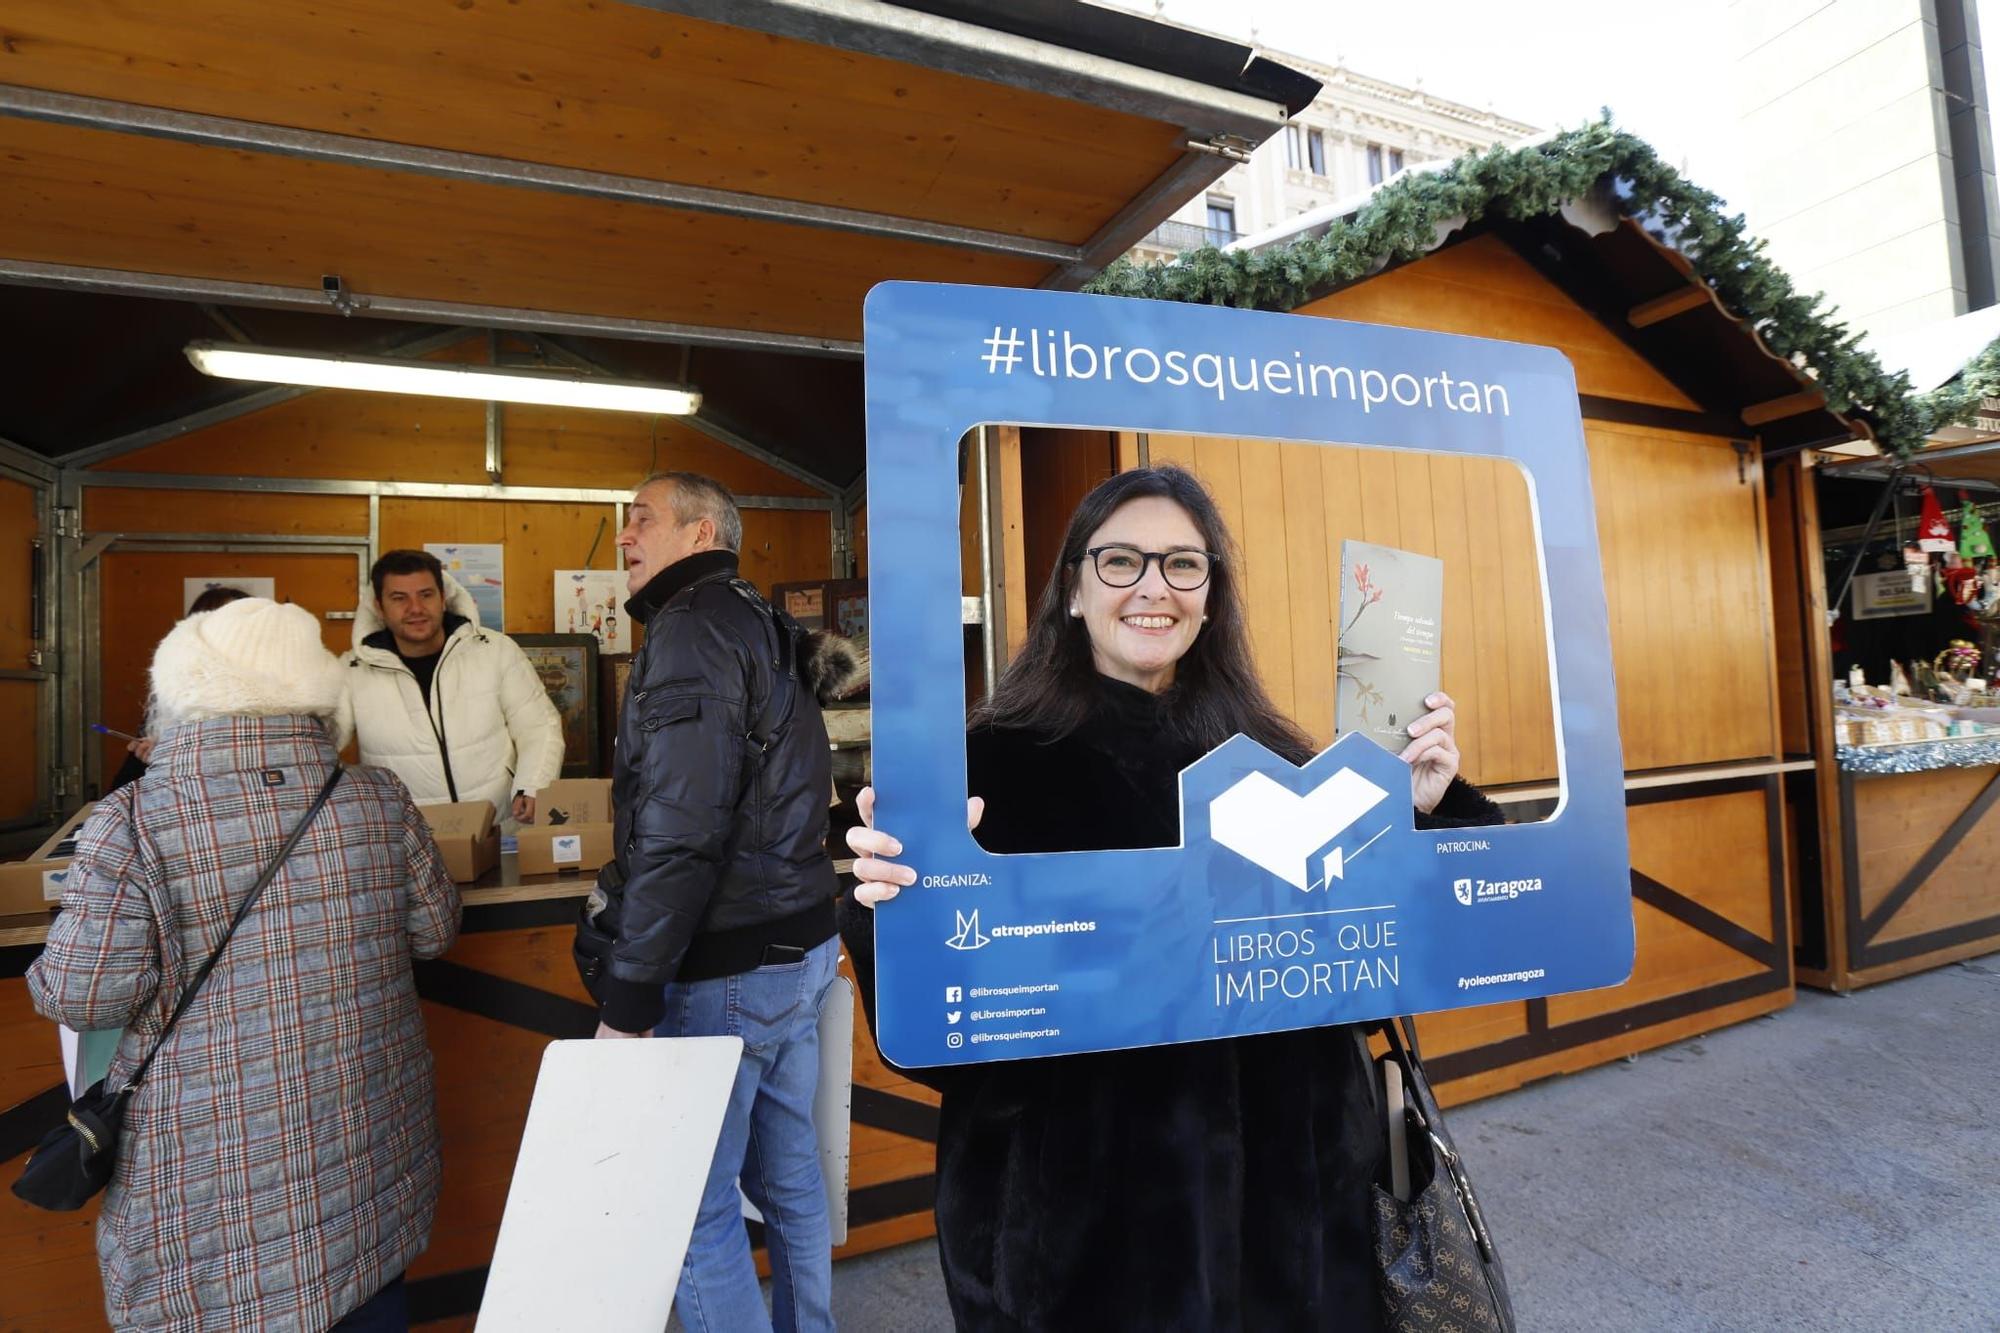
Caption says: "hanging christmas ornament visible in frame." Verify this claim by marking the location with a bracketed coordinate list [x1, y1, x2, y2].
[1960, 502, 1995, 561]
[1946, 563, 1980, 605]
[1903, 541, 1931, 591]
[1918, 484, 1956, 553]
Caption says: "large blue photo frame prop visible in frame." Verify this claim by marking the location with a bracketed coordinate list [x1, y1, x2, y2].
[863, 282, 1634, 1068]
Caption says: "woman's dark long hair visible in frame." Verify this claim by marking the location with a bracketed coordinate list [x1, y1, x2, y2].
[971, 465, 1317, 764]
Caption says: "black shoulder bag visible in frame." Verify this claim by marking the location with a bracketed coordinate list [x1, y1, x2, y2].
[1372, 1015, 1518, 1332]
[12, 768, 344, 1212]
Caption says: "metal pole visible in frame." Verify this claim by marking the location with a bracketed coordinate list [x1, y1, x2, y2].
[33, 480, 57, 821]
[53, 466, 88, 805]
[1826, 465, 1906, 627]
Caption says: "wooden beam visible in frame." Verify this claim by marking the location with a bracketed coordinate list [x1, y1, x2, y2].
[1627, 286, 1711, 328]
[993, 425, 1029, 667]
[1742, 390, 1825, 428]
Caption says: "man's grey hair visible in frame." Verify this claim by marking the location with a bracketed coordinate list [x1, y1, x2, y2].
[636, 471, 743, 553]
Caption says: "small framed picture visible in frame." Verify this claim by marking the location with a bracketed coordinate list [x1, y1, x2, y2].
[772, 580, 828, 631]
[826, 578, 869, 640]
[513, 634, 600, 778]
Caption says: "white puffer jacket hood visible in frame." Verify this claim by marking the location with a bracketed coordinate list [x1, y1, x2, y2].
[335, 571, 564, 819]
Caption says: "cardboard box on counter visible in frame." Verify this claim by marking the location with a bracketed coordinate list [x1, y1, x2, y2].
[419, 801, 500, 883]
[0, 802, 96, 916]
[517, 778, 616, 877]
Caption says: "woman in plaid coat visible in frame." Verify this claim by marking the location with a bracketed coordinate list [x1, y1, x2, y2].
[28, 599, 461, 1331]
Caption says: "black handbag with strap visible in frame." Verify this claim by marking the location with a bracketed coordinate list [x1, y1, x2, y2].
[1371, 1015, 1517, 1332]
[11, 767, 344, 1212]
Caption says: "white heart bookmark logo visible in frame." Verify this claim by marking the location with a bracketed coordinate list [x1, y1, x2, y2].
[1209, 767, 1390, 891]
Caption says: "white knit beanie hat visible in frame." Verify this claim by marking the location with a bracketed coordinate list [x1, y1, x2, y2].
[150, 598, 345, 727]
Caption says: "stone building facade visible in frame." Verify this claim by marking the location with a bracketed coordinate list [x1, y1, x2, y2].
[1129, 56, 1538, 262]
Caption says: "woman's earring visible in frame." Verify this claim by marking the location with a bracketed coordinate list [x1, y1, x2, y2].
[1201, 614, 1210, 624]
[1069, 603, 1081, 617]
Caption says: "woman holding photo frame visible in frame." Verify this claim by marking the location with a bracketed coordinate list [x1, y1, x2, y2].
[842, 465, 1507, 1330]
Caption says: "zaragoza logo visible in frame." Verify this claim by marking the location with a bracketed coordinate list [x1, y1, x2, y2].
[1209, 767, 1390, 892]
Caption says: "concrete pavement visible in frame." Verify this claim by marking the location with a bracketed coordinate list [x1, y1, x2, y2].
[822, 952, 2000, 1330]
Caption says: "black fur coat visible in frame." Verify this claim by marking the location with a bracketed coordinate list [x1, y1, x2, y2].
[842, 676, 1506, 1331]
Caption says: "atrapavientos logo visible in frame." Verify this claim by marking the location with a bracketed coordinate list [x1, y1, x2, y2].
[945, 908, 1095, 951]
[946, 909, 989, 951]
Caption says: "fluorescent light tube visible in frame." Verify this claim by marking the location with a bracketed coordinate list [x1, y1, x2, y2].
[185, 341, 700, 415]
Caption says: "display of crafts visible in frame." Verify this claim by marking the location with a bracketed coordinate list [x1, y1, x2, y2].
[1836, 646, 1999, 747]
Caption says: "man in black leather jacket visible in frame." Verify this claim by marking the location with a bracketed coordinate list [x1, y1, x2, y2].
[579, 471, 854, 1332]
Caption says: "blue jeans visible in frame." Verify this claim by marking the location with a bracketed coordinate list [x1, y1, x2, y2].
[656, 936, 839, 1333]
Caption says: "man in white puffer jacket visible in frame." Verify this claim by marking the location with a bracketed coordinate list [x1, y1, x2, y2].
[336, 549, 564, 825]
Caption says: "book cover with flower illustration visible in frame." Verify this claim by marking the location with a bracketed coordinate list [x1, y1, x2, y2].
[1336, 540, 1443, 750]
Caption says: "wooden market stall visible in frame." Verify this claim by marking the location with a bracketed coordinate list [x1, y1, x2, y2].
[0, 3, 1320, 1327]
[969, 190, 1880, 1104]
[1770, 441, 2000, 992]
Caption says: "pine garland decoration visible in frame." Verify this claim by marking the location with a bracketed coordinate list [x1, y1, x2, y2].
[1085, 117, 2000, 458]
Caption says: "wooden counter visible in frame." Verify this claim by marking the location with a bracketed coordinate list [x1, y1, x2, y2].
[1796, 758, 2000, 991]
[0, 856, 936, 1331]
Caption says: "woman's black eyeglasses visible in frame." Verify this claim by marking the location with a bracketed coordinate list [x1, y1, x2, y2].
[1075, 545, 1219, 591]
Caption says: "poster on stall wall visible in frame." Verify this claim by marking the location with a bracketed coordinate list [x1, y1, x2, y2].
[427, 543, 506, 629]
[555, 570, 633, 654]
[183, 577, 273, 613]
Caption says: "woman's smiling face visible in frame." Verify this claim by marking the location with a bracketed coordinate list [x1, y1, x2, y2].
[1072, 495, 1210, 694]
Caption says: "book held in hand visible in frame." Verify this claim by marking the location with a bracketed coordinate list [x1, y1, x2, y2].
[1336, 540, 1443, 750]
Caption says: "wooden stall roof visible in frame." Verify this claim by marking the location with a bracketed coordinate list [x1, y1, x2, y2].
[1237, 182, 1876, 457]
[0, 1, 1315, 485]
[0, 0, 1312, 346]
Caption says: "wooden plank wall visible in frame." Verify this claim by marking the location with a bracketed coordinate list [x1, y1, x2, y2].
[1590, 424, 1783, 767]
[0, 477, 41, 823]
[92, 550, 361, 780]
[1765, 460, 1815, 758]
[1138, 433, 1553, 787]
[1297, 234, 1704, 410]
[101, 396, 826, 502]
[1019, 423, 1777, 790]
[78, 379, 834, 788]
[1018, 428, 1118, 606]
[1288, 232, 1793, 1094]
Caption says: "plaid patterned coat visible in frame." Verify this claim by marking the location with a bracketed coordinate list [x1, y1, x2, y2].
[27, 715, 460, 1331]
